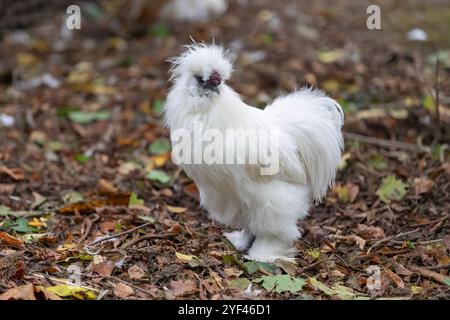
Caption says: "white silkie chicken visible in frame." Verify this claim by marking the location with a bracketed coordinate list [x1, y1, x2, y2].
[164, 43, 344, 262]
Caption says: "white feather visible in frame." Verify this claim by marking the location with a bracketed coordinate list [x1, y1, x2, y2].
[164, 44, 344, 262]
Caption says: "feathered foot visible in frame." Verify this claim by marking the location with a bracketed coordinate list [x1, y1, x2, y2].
[244, 236, 296, 262]
[224, 230, 254, 251]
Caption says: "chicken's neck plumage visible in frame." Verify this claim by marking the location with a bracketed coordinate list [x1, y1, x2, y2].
[165, 83, 266, 133]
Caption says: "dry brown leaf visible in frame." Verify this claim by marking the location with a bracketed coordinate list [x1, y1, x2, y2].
[93, 260, 115, 277]
[384, 269, 405, 288]
[223, 267, 243, 278]
[58, 193, 130, 214]
[35, 286, 63, 300]
[332, 234, 366, 250]
[100, 220, 117, 233]
[414, 177, 434, 195]
[184, 183, 199, 201]
[170, 280, 197, 297]
[0, 166, 24, 181]
[97, 179, 118, 193]
[0, 284, 36, 300]
[0, 232, 25, 248]
[128, 265, 146, 280]
[357, 224, 386, 239]
[0, 183, 15, 194]
[393, 263, 413, 276]
[113, 283, 134, 298]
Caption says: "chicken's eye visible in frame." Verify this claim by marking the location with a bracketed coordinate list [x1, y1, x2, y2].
[194, 75, 204, 85]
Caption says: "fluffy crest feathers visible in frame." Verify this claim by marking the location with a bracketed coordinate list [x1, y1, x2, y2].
[168, 42, 233, 82]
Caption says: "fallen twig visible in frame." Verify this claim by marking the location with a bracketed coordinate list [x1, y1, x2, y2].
[121, 232, 174, 248]
[298, 258, 331, 273]
[391, 238, 443, 246]
[420, 264, 450, 271]
[409, 266, 450, 286]
[88, 222, 152, 246]
[344, 132, 422, 152]
[367, 228, 419, 254]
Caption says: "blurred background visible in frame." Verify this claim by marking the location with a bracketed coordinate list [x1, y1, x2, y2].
[0, 0, 449, 300]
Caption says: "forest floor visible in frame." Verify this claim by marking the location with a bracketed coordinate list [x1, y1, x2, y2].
[0, 0, 449, 300]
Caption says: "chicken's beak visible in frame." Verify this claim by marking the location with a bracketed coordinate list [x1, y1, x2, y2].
[204, 83, 220, 94]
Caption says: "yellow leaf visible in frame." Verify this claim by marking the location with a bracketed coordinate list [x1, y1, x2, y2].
[144, 160, 155, 173]
[56, 243, 76, 252]
[175, 252, 197, 262]
[16, 53, 39, 66]
[107, 37, 127, 51]
[317, 49, 344, 63]
[322, 80, 339, 93]
[28, 217, 46, 228]
[166, 205, 187, 214]
[152, 153, 170, 167]
[410, 286, 421, 294]
[46, 284, 96, 300]
[338, 152, 351, 170]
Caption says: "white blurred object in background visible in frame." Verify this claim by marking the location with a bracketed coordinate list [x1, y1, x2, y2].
[162, 0, 227, 22]
[406, 28, 428, 42]
[0, 114, 15, 127]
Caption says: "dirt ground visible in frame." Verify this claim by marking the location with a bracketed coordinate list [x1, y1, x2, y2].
[0, 0, 449, 300]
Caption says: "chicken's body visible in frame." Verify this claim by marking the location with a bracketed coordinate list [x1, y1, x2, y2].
[164, 44, 344, 262]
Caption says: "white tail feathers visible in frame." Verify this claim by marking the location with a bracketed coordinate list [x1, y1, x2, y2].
[266, 88, 344, 201]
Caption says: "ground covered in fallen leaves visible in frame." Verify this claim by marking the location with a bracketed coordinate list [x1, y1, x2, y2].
[0, 0, 449, 300]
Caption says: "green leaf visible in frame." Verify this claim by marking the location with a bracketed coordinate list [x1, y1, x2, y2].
[243, 261, 277, 274]
[129, 192, 144, 206]
[57, 106, 79, 118]
[150, 23, 171, 38]
[22, 233, 47, 243]
[68, 110, 111, 125]
[228, 278, 251, 291]
[148, 138, 171, 155]
[146, 170, 171, 184]
[222, 255, 243, 267]
[0, 205, 13, 216]
[422, 94, 435, 112]
[62, 191, 84, 204]
[137, 215, 156, 223]
[427, 50, 450, 68]
[0, 206, 40, 218]
[432, 144, 448, 162]
[307, 248, 321, 259]
[255, 275, 305, 293]
[443, 277, 450, 287]
[47, 141, 65, 151]
[82, 2, 104, 21]
[309, 278, 364, 300]
[261, 33, 274, 45]
[119, 56, 134, 68]
[12, 218, 38, 233]
[74, 154, 91, 164]
[369, 154, 388, 170]
[153, 98, 165, 115]
[376, 175, 408, 203]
